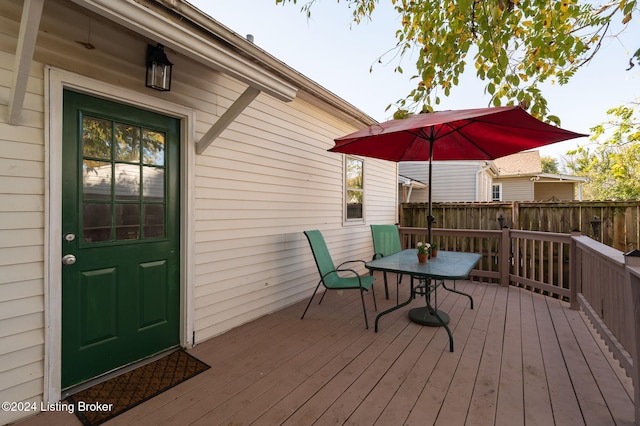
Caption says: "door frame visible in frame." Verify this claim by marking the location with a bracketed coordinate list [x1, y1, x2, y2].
[44, 67, 196, 403]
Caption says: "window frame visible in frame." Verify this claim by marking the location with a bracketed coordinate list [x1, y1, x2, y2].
[492, 183, 503, 201]
[344, 155, 365, 223]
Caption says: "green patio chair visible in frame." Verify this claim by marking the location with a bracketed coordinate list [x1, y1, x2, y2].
[370, 224, 404, 301]
[302, 230, 377, 329]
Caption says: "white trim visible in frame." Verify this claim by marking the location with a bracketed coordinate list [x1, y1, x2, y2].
[44, 67, 196, 403]
[492, 183, 503, 202]
[344, 155, 365, 225]
[8, 0, 44, 124]
[196, 86, 260, 155]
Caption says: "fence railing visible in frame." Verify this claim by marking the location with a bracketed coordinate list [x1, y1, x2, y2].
[399, 225, 637, 413]
[626, 264, 640, 423]
[573, 235, 634, 376]
[400, 200, 640, 252]
[399, 227, 573, 299]
[399, 228, 502, 283]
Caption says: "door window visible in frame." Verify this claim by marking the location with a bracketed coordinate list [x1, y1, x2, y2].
[82, 116, 166, 243]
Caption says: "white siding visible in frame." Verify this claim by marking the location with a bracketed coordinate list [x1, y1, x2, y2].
[192, 91, 396, 339]
[0, 0, 397, 419]
[0, 1, 46, 423]
[400, 161, 481, 202]
[495, 177, 534, 201]
[534, 182, 575, 201]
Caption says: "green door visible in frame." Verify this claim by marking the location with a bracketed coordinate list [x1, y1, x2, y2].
[61, 90, 180, 389]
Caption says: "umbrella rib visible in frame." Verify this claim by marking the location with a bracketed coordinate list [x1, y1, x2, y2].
[396, 129, 432, 160]
[441, 121, 495, 158]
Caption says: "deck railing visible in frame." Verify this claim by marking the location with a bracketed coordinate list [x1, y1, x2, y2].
[573, 236, 634, 375]
[399, 226, 639, 420]
[398, 227, 573, 297]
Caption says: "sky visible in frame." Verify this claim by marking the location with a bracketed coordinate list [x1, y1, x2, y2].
[190, 1, 639, 163]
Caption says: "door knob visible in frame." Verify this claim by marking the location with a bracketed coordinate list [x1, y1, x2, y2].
[62, 254, 76, 265]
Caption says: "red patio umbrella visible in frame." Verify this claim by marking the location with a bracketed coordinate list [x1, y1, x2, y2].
[330, 106, 587, 242]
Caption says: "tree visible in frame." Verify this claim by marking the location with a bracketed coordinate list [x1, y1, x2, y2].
[277, 0, 638, 124]
[565, 102, 640, 199]
[540, 156, 560, 173]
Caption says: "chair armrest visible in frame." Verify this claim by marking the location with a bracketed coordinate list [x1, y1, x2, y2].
[321, 263, 370, 288]
[337, 259, 367, 269]
[336, 260, 367, 280]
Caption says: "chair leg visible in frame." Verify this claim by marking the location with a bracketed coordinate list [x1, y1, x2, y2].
[318, 288, 328, 305]
[371, 284, 377, 311]
[359, 288, 369, 329]
[301, 281, 322, 320]
[383, 272, 389, 300]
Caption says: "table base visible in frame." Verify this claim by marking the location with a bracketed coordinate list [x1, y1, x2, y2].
[408, 307, 449, 327]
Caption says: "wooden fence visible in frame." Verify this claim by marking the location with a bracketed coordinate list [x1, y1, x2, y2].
[400, 200, 640, 252]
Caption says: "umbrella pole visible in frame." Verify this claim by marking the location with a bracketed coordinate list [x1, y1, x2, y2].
[427, 137, 434, 244]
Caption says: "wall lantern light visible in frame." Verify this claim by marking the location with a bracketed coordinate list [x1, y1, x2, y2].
[145, 44, 173, 91]
[497, 214, 506, 229]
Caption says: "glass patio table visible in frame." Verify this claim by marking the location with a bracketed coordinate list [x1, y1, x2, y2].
[365, 249, 482, 351]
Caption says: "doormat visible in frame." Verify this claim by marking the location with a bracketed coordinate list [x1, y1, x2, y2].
[66, 349, 210, 426]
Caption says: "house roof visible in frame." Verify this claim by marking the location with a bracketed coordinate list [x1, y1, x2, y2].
[493, 173, 589, 183]
[21, 0, 378, 154]
[398, 175, 428, 188]
[493, 150, 542, 175]
[10, 1, 379, 153]
[157, 0, 377, 127]
[493, 150, 588, 183]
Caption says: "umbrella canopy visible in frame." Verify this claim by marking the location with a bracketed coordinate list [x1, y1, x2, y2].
[330, 106, 587, 241]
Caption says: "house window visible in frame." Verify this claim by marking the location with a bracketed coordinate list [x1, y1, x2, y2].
[345, 156, 364, 221]
[492, 183, 502, 201]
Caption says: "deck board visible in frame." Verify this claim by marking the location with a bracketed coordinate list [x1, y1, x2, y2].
[466, 282, 507, 425]
[17, 275, 634, 426]
[532, 289, 584, 425]
[520, 289, 555, 426]
[495, 285, 524, 426]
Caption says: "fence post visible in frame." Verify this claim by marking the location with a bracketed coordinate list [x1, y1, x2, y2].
[624, 250, 640, 426]
[511, 201, 519, 230]
[500, 227, 510, 287]
[570, 230, 581, 310]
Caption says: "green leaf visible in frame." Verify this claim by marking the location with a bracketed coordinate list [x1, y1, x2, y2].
[279, 0, 634, 125]
[547, 115, 561, 126]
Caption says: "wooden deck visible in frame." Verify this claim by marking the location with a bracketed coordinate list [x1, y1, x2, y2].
[20, 274, 635, 425]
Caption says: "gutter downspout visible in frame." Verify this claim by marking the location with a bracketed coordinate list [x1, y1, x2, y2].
[476, 161, 492, 201]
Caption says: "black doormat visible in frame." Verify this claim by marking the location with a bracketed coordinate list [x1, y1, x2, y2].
[66, 349, 210, 425]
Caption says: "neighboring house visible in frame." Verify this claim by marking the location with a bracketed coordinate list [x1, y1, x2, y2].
[399, 160, 498, 203]
[398, 174, 428, 203]
[0, 0, 397, 423]
[399, 151, 587, 203]
[492, 151, 588, 201]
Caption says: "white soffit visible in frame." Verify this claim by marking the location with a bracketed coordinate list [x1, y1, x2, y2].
[69, 0, 297, 102]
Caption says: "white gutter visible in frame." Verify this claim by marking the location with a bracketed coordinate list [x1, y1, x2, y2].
[476, 161, 492, 201]
[399, 175, 427, 203]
